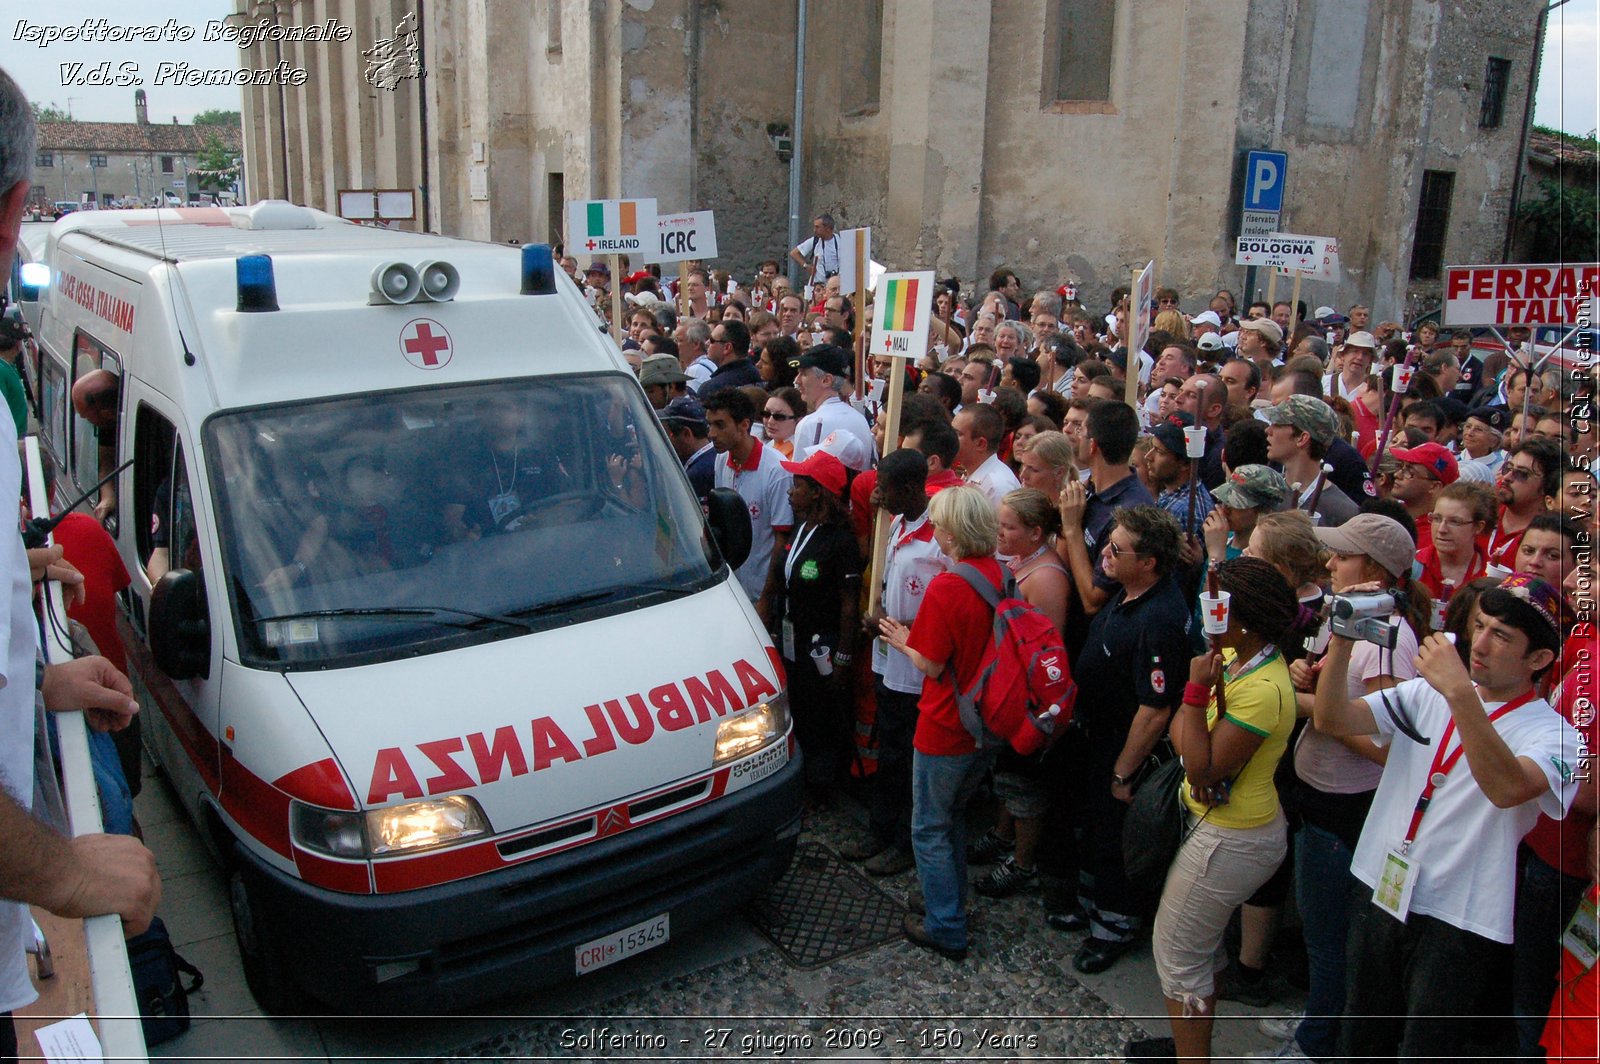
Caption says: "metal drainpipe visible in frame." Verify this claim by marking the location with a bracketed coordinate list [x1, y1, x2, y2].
[1504, 2, 1557, 261]
[417, 0, 432, 232]
[786, 0, 807, 287]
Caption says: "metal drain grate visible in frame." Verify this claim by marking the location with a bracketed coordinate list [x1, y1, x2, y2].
[747, 841, 907, 969]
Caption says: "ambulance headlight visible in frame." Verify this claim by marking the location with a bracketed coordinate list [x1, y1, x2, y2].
[290, 796, 492, 858]
[714, 691, 790, 764]
[366, 795, 491, 856]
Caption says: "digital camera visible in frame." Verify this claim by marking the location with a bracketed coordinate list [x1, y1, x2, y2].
[1329, 590, 1403, 649]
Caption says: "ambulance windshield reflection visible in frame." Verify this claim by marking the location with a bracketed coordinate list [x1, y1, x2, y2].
[203, 374, 718, 667]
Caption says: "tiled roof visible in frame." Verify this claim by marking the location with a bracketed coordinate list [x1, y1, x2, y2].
[1528, 129, 1598, 172]
[36, 122, 242, 154]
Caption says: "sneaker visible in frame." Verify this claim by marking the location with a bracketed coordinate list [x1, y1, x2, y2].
[863, 846, 916, 876]
[1245, 1039, 1312, 1059]
[837, 837, 891, 862]
[902, 913, 966, 961]
[1258, 1013, 1304, 1042]
[1219, 964, 1277, 1008]
[1072, 936, 1134, 974]
[966, 828, 1013, 865]
[973, 855, 1039, 898]
[1045, 908, 1090, 933]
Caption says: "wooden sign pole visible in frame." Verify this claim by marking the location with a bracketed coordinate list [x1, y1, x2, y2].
[1123, 266, 1141, 412]
[610, 253, 625, 350]
[678, 262, 689, 318]
[1287, 269, 1304, 339]
[865, 358, 908, 617]
[853, 237, 869, 400]
[1266, 266, 1279, 309]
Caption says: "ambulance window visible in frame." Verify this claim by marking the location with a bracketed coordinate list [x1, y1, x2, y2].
[133, 406, 176, 578]
[38, 356, 67, 469]
[68, 332, 120, 530]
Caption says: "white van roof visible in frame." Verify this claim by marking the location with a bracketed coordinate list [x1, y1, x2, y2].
[47, 203, 621, 413]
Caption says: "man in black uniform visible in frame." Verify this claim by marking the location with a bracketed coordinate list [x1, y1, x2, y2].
[1050, 505, 1192, 975]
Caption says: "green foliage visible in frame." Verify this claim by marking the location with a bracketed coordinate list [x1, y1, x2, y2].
[194, 133, 239, 190]
[1532, 124, 1599, 152]
[192, 109, 242, 127]
[1518, 178, 1599, 263]
[30, 101, 71, 123]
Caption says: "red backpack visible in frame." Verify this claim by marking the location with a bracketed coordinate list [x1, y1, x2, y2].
[951, 563, 1076, 755]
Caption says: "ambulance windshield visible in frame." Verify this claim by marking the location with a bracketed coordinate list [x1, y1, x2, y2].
[204, 374, 722, 667]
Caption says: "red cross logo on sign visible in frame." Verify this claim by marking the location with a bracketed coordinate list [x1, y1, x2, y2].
[585, 239, 598, 251]
[400, 319, 452, 369]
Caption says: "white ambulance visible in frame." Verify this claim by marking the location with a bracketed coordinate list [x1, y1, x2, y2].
[21, 203, 800, 1011]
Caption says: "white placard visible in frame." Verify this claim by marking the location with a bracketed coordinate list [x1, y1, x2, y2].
[838, 227, 871, 294]
[871, 270, 936, 359]
[1234, 232, 1332, 272]
[1130, 259, 1155, 359]
[565, 198, 660, 256]
[1443, 263, 1600, 326]
[645, 210, 718, 264]
[34, 1013, 103, 1062]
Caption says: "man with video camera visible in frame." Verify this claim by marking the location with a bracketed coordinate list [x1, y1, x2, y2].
[1312, 573, 1583, 1060]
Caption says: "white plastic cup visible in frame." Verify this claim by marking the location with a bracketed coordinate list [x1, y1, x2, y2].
[811, 643, 834, 676]
[1183, 425, 1207, 458]
[1200, 591, 1232, 635]
[1393, 364, 1415, 394]
[978, 389, 996, 405]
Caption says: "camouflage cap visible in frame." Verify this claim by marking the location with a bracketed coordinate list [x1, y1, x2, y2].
[1213, 464, 1290, 510]
[1262, 394, 1339, 447]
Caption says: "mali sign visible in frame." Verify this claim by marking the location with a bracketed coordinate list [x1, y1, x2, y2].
[1443, 263, 1600, 326]
[644, 210, 717, 265]
[873, 271, 935, 358]
[567, 198, 659, 255]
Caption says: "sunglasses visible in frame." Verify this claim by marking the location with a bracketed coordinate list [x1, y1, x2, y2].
[762, 411, 796, 421]
[1500, 466, 1538, 483]
[1104, 540, 1145, 558]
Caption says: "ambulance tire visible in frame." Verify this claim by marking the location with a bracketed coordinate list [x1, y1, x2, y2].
[229, 865, 308, 1014]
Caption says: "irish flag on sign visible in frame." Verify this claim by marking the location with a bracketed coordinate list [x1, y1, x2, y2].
[587, 200, 639, 238]
[880, 277, 921, 332]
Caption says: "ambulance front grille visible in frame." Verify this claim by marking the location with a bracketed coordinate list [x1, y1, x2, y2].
[492, 779, 711, 860]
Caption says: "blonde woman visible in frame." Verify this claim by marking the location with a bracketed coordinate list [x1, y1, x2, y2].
[1015, 430, 1079, 497]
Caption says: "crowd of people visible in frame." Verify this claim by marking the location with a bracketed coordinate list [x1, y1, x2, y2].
[571, 231, 1597, 1062]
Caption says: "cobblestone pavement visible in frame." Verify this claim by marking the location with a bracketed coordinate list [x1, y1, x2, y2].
[432, 793, 1293, 1063]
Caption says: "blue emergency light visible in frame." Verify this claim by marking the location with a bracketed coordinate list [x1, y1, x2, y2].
[236, 254, 279, 312]
[19, 262, 48, 289]
[520, 243, 556, 296]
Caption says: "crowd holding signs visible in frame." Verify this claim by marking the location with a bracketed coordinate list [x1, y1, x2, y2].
[555, 196, 1596, 1061]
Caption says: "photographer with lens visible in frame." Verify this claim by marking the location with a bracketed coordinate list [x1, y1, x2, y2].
[1260, 514, 1430, 1060]
[1313, 574, 1583, 1061]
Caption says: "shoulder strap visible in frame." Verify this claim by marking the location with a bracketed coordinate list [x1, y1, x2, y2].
[954, 562, 1006, 609]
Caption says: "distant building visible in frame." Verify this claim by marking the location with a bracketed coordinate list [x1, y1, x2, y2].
[235, 0, 1545, 320]
[30, 90, 243, 210]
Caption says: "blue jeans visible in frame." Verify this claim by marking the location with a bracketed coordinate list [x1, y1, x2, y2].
[1294, 820, 1356, 1060]
[911, 746, 998, 950]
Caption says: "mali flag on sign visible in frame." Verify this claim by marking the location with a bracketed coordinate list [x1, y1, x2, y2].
[586, 201, 639, 238]
[879, 277, 921, 332]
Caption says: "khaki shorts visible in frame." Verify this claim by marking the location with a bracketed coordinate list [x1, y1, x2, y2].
[1151, 810, 1288, 1012]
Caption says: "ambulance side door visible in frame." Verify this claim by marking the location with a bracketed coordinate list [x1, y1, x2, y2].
[119, 381, 223, 815]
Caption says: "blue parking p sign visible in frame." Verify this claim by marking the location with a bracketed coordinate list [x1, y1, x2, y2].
[1244, 150, 1288, 213]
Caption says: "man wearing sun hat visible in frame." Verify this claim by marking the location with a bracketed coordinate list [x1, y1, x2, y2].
[1209, 464, 1290, 560]
[1313, 572, 1583, 1062]
[1261, 394, 1361, 527]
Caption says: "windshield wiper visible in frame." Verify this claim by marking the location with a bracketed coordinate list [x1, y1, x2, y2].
[512, 590, 618, 618]
[255, 606, 536, 633]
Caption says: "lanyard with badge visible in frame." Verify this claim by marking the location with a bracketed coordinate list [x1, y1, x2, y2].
[1373, 688, 1537, 921]
[780, 522, 820, 660]
[1560, 887, 1599, 991]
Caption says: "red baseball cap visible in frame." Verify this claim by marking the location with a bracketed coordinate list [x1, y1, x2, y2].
[1391, 442, 1459, 485]
[780, 450, 849, 499]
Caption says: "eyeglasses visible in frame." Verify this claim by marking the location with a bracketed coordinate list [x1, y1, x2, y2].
[1428, 513, 1476, 529]
[1395, 466, 1437, 482]
[762, 410, 796, 421]
[708, 337, 728, 346]
[1500, 465, 1538, 483]
[1104, 540, 1145, 558]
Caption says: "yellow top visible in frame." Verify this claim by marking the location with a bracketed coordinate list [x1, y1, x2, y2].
[1180, 648, 1295, 829]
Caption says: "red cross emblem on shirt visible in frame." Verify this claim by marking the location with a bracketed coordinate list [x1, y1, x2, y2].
[400, 318, 452, 369]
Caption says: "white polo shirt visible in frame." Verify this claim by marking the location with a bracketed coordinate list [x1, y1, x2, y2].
[964, 452, 1021, 509]
[714, 438, 795, 602]
[794, 396, 875, 471]
[0, 413, 39, 1013]
[872, 512, 950, 694]
[1352, 679, 1581, 942]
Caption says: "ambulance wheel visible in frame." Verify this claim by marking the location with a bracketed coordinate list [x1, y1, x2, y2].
[229, 866, 305, 1014]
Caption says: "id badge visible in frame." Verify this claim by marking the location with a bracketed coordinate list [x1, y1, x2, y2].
[488, 489, 521, 524]
[781, 618, 797, 661]
[1560, 893, 1599, 972]
[1373, 847, 1419, 922]
[873, 637, 890, 673]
